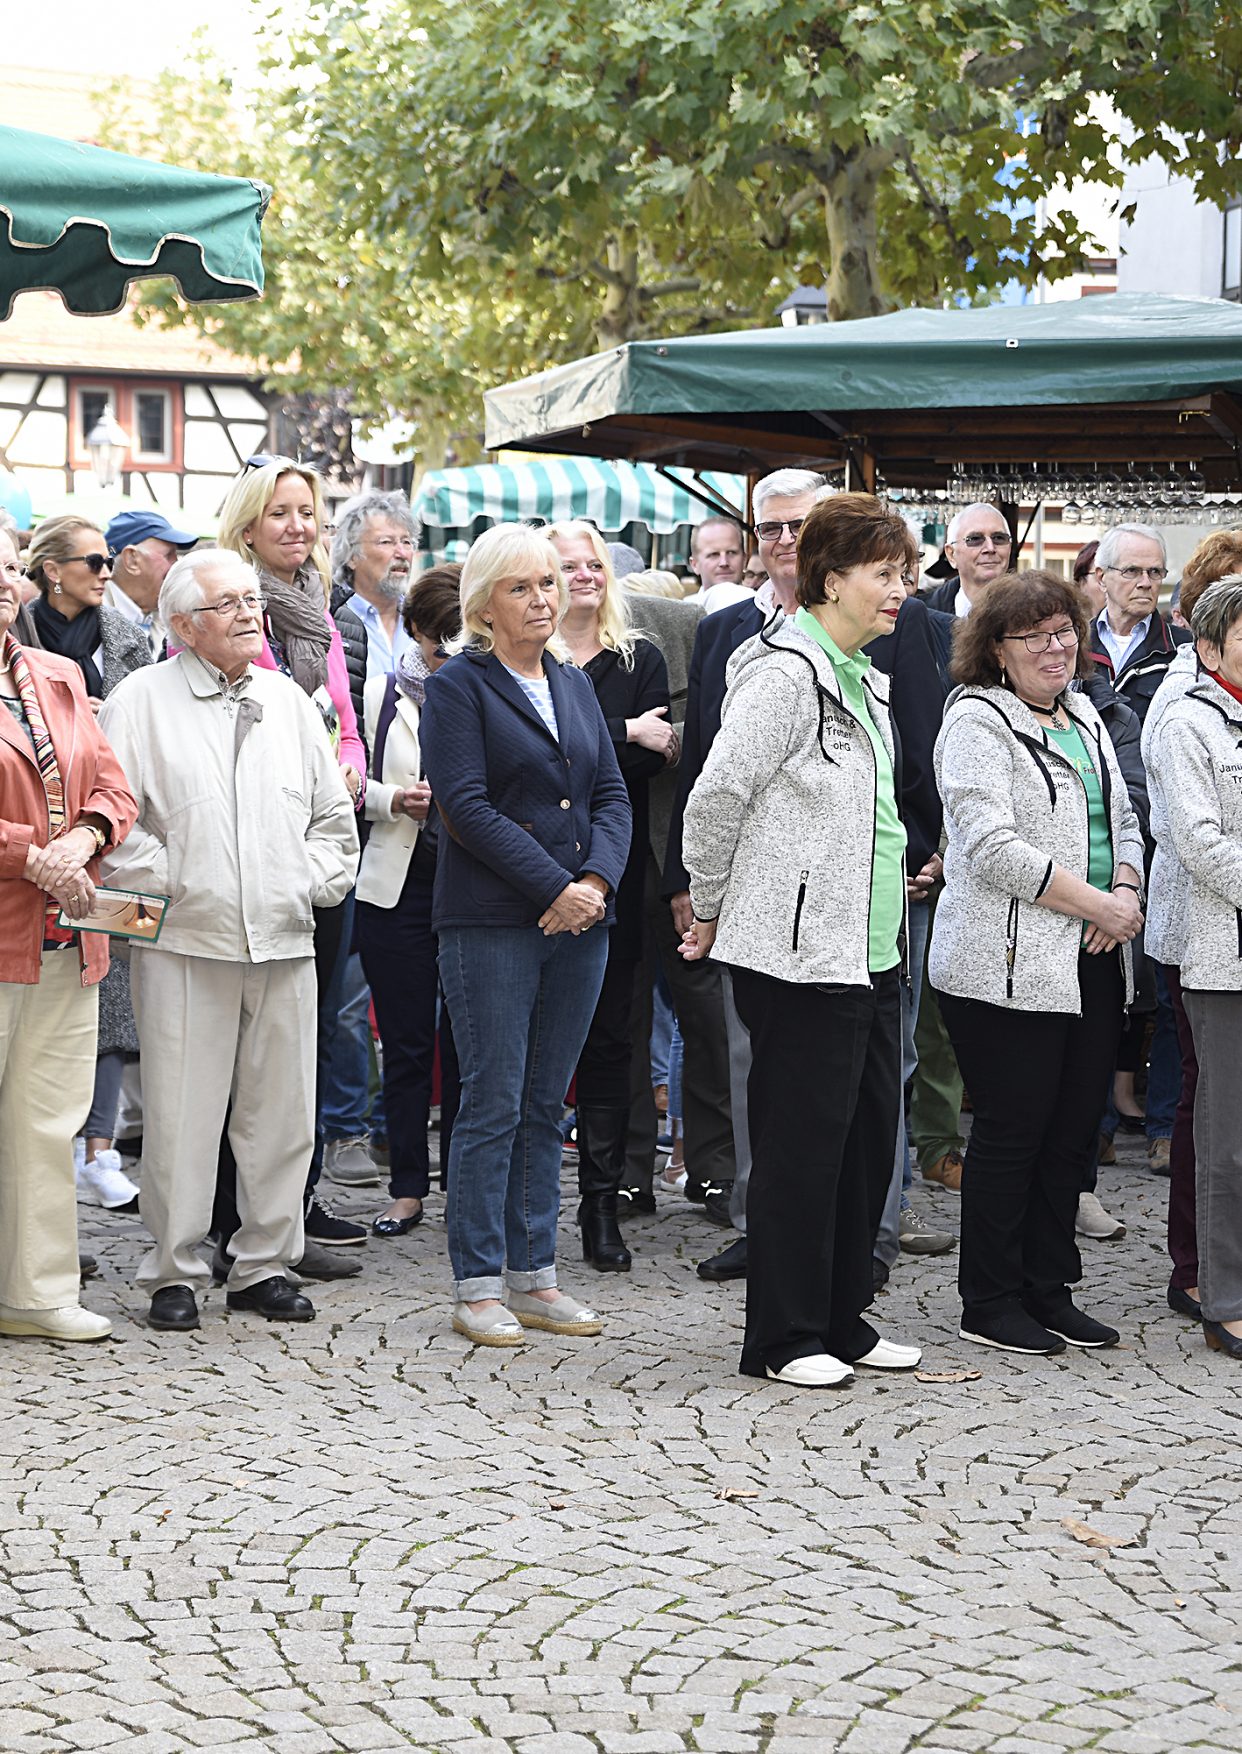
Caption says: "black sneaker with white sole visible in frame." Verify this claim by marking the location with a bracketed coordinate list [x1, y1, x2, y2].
[959, 1307, 1066, 1355]
[1024, 1299, 1119, 1349]
[304, 1193, 368, 1246]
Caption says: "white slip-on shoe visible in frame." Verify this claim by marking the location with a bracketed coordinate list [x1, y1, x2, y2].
[451, 1302, 524, 1347]
[1076, 1192, 1126, 1240]
[507, 1290, 604, 1335]
[76, 1149, 140, 1210]
[0, 1304, 112, 1341]
[854, 1337, 922, 1370]
[765, 1354, 854, 1388]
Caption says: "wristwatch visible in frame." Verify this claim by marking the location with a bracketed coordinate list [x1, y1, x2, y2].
[81, 824, 107, 855]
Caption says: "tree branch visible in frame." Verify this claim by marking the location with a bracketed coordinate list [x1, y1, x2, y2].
[639, 275, 703, 302]
[896, 147, 972, 268]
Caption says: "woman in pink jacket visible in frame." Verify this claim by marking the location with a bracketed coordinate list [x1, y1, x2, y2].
[215, 457, 368, 1251]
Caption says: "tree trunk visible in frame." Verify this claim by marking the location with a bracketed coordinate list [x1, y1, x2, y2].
[821, 147, 893, 322]
[593, 232, 644, 349]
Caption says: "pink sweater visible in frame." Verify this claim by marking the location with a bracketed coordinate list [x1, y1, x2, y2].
[253, 622, 365, 778]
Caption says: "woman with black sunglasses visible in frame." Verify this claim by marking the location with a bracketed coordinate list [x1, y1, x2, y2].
[25, 517, 152, 1214]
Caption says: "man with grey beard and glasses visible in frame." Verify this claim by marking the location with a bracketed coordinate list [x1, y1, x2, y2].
[331, 491, 419, 684]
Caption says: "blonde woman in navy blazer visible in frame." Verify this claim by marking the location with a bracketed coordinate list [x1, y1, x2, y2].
[420, 524, 631, 1349]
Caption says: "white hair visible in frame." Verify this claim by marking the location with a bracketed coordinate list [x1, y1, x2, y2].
[447, 523, 568, 660]
[946, 503, 1010, 545]
[159, 547, 257, 624]
[752, 469, 831, 522]
[1096, 522, 1168, 571]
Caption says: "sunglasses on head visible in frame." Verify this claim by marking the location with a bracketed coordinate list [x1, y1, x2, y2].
[244, 452, 313, 473]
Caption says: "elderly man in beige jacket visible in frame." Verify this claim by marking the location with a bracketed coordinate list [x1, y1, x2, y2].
[99, 548, 359, 1332]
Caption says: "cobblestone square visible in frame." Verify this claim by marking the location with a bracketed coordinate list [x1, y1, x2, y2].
[4, 1134, 1239, 1753]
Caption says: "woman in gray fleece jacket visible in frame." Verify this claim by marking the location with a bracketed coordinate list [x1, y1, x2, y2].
[1146, 577, 1242, 1361]
[680, 494, 922, 1391]
[930, 572, 1144, 1358]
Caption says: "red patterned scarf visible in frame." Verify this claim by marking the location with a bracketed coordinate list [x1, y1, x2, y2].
[6, 632, 72, 943]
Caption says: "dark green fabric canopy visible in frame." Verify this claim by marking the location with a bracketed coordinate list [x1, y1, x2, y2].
[483, 294, 1242, 485]
[0, 125, 270, 319]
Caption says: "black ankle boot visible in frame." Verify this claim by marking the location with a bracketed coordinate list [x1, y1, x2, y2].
[578, 1192, 631, 1271]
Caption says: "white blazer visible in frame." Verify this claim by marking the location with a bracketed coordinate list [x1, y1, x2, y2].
[356, 674, 423, 908]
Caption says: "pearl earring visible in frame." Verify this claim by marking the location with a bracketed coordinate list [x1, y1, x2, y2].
[827, 590, 839, 604]
[52, 582, 62, 595]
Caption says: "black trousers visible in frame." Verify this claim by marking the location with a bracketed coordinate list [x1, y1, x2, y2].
[732, 965, 900, 1378]
[940, 949, 1124, 1319]
[356, 841, 460, 1202]
[625, 852, 736, 1193]
[577, 948, 637, 1111]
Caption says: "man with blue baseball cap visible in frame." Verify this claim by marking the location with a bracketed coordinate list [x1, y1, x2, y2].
[104, 510, 198, 658]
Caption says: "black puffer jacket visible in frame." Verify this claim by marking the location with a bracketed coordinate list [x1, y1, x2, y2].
[329, 583, 368, 755]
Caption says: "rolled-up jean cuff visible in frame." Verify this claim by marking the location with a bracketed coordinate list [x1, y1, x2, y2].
[505, 1266, 558, 1293]
[455, 1275, 506, 1302]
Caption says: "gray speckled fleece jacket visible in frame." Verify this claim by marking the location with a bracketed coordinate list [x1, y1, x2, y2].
[930, 685, 1143, 1014]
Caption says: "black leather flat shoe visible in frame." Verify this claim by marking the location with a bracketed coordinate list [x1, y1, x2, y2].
[148, 1285, 199, 1331]
[1203, 1319, 1242, 1358]
[1167, 1285, 1202, 1321]
[78, 1253, 98, 1281]
[226, 1276, 314, 1322]
[372, 1208, 423, 1237]
[697, 1236, 747, 1281]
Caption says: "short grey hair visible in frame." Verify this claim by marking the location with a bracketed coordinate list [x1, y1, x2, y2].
[1096, 522, 1167, 572]
[330, 491, 417, 587]
[752, 469, 831, 522]
[159, 547, 257, 624]
[946, 502, 1010, 545]
[1189, 575, 1242, 651]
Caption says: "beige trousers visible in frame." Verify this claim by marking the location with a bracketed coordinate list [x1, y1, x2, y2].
[130, 950, 315, 1295]
[0, 951, 97, 1309]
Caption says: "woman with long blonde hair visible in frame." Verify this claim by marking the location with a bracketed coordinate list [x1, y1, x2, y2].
[545, 520, 677, 1271]
[213, 456, 368, 1254]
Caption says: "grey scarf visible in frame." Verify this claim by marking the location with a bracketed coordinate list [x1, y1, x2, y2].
[395, 644, 431, 707]
[254, 561, 332, 696]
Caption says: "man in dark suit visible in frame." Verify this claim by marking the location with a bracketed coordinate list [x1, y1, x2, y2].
[921, 503, 1013, 616]
[664, 469, 831, 1276]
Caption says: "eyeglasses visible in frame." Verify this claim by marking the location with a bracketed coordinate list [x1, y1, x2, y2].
[957, 533, 1012, 550]
[1001, 624, 1080, 654]
[244, 453, 311, 473]
[190, 593, 267, 619]
[67, 552, 110, 574]
[1106, 565, 1167, 584]
[754, 518, 805, 541]
[1, 561, 27, 583]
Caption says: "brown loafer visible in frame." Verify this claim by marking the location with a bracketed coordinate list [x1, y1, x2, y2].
[921, 1150, 964, 1191]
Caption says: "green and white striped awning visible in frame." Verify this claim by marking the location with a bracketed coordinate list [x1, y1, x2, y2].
[413, 456, 744, 534]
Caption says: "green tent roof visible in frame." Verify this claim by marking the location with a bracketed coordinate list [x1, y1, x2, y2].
[484, 293, 1242, 488]
[0, 125, 269, 319]
[414, 456, 743, 533]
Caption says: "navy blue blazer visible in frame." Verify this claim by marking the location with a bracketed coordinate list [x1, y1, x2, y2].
[420, 647, 632, 931]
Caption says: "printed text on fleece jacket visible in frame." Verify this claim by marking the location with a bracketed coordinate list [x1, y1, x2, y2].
[682, 613, 902, 988]
[1147, 672, 1242, 992]
[1139, 642, 1199, 967]
[930, 686, 1144, 1014]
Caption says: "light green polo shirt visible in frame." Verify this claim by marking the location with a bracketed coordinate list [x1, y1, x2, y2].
[795, 608, 906, 972]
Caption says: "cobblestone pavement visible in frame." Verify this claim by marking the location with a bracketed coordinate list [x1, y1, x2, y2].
[4, 1132, 1241, 1754]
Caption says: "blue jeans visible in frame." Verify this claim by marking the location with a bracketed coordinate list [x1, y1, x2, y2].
[439, 923, 609, 1301]
[319, 949, 379, 1140]
[649, 975, 675, 1087]
[875, 899, 930, 1267]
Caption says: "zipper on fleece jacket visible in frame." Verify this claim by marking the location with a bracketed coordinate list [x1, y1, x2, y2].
[1006, 896, 1019, 999]
[1237, 908, 1242, 960]
[792, 869, 809, 951]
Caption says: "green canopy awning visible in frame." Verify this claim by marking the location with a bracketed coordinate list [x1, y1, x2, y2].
[414, 456, 744, 533]
[0, 125, 269, 319]
[483, 294, 1242, 489]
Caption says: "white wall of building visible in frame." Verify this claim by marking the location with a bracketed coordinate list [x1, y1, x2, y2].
[1117, 159, 1225, 298]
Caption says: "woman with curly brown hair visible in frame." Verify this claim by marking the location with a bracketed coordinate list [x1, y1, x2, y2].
[930, 571, 1144, 1356]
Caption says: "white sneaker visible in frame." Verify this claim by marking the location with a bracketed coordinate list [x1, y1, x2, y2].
[76, 1149, 139, 1210]
[854, 1336, 922, 1370]
[0, 1304, 112, 1341]
[73, 1135, 86, 1173]
[765, 1354, 854, 1387]
[324, 1134, 382, 1187]
[1076, 1192, 1126, 1240]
